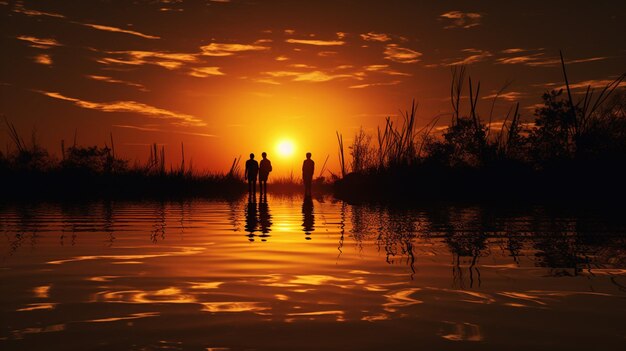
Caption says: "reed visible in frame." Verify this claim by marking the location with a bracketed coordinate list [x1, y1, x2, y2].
[0, 123, 245, 199]
[334, 55, 626, 202]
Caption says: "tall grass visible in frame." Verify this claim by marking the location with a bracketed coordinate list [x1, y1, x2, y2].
[0, 119, 245, 200]
[335, 54, 626, 202]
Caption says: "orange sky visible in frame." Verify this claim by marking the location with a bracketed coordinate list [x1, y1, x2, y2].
[1, 0, 625, 176]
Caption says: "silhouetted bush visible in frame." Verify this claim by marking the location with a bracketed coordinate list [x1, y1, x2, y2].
[334, 59, 626, 203]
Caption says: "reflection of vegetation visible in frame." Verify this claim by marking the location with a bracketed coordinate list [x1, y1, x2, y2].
[335, 57, 626, 201]
[345, 203, 626, 282]
[2, 199, 625, 286]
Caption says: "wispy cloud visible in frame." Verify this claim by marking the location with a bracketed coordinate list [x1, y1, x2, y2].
[482, 91, 526, 101]
[360, 32, 391, 42]
[384, 44, 422, 63]
[86, 75, 148, 91]
[12, 2, 159, 40]
[286, 39, 345, 46]
[40, 91, 205, 126]
[440, 11, 483, 29]
[447, 49, 492, 65]
[113, 124, 216, 137]
[349, 80, 401, 89]
[275, 55, 289, 61]
[34, 54, 52, 65]
[261, 69, 362, 83]
[501, 48, 530, 54]
[497, 53, 608, 67]
[547, 78, 626, 90]
[200, 42, 269, 56]
[364, 64, 410, 76]
[12, 3, 65, 18]
[188, 67, 225, 77]
[79, 23, 160, 40]
[289, 63, 316, 69]
[293, 71, 354, 82]
[318, 51, 338, 57]
[425, 49, 492, 67]
[16, 35, 62, 49]
[97, 50, 197, 70]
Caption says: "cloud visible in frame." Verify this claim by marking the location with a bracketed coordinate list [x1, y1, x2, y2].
[292, 71, 354, 82]
[286, 39, 345, 46]
[39, 91, 205, 126]
[440, 11, 482, 29]
[364, 64, 411, 76]
[86, 75, 148, 91]
[16, 35, 62, 49]
[34, 54, 52, 65]
[349, 80, 401, 89]
[496, 53, 608, 67]
[550, 78, 626, 90]
[97, 50, 197, 70]
[384, 44, 422, 63]
[360, 32, 391, 42]
[482, 91, 526, 101]
[200, 42, 269, 56]
[496, 53, 544, 65]
[336, 32, 347, 39]
[12, 3, 65, 18]
[501, 48, 529, 54]
[275, 55, 289, 61]
[254, 78, 281, 85]
[79, 23, 160, 40]
[425, 49, 492, 67]
[113, 124, 216, 137]
[188, 67, 225, 77]
[261, 69, 362, 83]
[447, 50, 492, 65]
[318, 51, 338, 57]
[289, 63, 316, 69]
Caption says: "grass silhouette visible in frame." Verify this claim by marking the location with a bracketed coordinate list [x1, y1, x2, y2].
[334, 54, 626, 203]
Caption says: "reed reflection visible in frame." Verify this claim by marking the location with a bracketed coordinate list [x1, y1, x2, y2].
[302, 196, 315, 239]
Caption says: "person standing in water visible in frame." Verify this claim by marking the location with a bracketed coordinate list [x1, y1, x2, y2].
[302, 152, 315, 197]
[259, 152, 272, 196]
[244, 153, 259, 200]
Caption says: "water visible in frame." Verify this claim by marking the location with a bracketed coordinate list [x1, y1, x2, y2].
[1, 196, 625, 350]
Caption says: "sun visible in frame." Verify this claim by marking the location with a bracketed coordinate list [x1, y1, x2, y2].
[276, 139, 295, 158]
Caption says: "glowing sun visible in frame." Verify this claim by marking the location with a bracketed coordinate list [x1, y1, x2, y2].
[276, 139, 295, 158]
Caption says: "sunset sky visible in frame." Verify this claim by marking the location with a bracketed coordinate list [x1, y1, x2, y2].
[1, 0, 625, 175]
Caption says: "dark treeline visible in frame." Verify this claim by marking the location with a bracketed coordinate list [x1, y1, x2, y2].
[334, 57, 626, 203]
[0, 127, 245, 200]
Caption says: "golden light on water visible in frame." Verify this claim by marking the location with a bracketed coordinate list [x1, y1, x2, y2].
[276, 139, 296, 158]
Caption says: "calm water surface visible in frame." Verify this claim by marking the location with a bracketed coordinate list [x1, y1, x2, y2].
[1, 195, 625, 350]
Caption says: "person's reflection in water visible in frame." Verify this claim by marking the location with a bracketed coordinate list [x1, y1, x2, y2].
[302, 195, 315, 240]
[244, 200, 259, 242]
[258, 196, 272, 242]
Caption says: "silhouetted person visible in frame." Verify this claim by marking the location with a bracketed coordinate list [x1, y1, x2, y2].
[258, 198, 272, 241]
[259, 152, 272, 196]
[244, 201, 259, 242]
[302, 152, 315, 196]
[244, 153, 259, 200]
[302, 196, 315, 239]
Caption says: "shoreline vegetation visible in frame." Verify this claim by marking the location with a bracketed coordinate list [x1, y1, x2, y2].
[0, 125, 332, 200]
[334, 54, 626, 203]
[2, 54, 625, 203]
